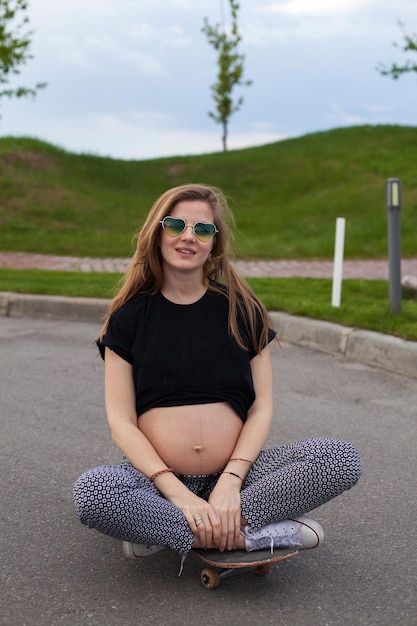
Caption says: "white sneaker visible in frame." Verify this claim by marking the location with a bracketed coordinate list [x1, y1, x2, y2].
[242, 516, 324, 552]
[122, 541, 165, 558]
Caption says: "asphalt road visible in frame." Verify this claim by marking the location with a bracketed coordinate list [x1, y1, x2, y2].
[1, 317, 416, 626]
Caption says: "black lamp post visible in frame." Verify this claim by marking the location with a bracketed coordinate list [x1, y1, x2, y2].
[385, 178, 402, 314]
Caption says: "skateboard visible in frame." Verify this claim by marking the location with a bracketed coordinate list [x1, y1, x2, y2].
[192, 547, 298, 589]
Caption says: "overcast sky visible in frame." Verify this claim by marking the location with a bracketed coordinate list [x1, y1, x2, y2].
[1, 0, 416, 160]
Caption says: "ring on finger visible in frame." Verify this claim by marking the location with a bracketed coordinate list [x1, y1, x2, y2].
[195, 517, 203, 526]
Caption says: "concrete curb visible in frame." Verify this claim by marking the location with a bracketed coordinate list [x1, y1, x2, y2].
[270, 312, 417, 380]
[1, 292, 416, 380]
[0, 292, 107, 324]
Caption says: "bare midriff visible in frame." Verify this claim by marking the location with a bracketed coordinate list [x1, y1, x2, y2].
[138, 402, 243, 475]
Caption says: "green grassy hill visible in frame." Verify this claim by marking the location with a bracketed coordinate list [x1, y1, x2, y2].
[0, 125, 416, 259]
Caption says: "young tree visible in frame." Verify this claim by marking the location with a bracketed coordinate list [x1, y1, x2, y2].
[202, 0, 252, 152]
[0, 0, 46, 122]
[377, 21, 417, 80]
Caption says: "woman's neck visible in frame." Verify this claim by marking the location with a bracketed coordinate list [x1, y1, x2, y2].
[161, 269, 207, 305]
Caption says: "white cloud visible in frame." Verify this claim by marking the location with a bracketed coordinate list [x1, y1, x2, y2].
[127, 23, 192, 49]
[121, 51, 166, 76]
[244, 21, 289, 45]
[4, 108, 284, 160]
[49, 35, 93, 69]
[97, 111, 176, 130]
[2, 0, 415, 162]
[361, 103, 396, 115]
[227, 130, 286, 150]
[85, 34, 117, 51]
[323, 98, 408, 129]
[165, 26, 194, 48]
[252, 121, 276, 132]
[90, 112, 285, 155]
[291, 17, 371, 40]
[128, 24, 159, 42]
[249, 0, 393, 42]
[324, 102, 368, 127]
[43, 0, 119, 17]
[263, 0, 375, 17]
[155, 0, 209, 9]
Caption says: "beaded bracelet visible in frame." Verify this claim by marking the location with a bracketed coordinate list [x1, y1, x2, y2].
[229, 457, 254, 465]
[149, 467, 174, 482]
[222, 471, 243, 481]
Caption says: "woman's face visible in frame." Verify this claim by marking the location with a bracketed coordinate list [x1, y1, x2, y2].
[159, 200, 216, 276]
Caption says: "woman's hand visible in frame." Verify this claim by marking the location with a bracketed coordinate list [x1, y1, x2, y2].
[168, 489, 222, 549]
[208, 475, 242, 551]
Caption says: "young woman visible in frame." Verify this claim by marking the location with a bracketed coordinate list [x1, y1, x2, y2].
[73, 184, 361, 569]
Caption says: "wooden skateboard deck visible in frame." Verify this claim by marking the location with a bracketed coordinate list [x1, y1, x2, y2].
[192, 547, 298, 589]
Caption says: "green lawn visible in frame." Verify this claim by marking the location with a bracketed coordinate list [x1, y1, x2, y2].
[1, 125, 416, 341]
[1, 125, 416, 259]
[1, 269, 415, 341]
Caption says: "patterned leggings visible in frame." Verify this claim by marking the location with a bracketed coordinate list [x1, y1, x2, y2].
[73, 437, 362, 556]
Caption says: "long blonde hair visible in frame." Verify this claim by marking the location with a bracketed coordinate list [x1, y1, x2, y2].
[99, 183, 272, 353]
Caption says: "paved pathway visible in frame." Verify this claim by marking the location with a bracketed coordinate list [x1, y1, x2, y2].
[1, 250, 417, 279]
[2, 316, 416, 625]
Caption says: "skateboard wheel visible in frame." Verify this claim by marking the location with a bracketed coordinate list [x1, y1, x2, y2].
[200, 567, 221, 590]
[256, 563, 272, 576]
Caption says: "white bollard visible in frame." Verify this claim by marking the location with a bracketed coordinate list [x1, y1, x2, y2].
[331, 217, 345, 307]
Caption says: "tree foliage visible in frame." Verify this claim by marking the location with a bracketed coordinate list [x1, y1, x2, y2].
[202, 0, 251, 152]
[377, 21, 417, 80]
[0, 0, 46, 119]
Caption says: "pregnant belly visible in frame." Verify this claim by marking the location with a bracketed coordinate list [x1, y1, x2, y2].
[138, 403, 243, 475]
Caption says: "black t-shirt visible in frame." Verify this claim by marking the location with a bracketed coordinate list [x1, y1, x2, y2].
[97, 287, 276, 422]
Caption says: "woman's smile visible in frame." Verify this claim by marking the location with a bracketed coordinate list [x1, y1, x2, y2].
[176, 247, 196, 256]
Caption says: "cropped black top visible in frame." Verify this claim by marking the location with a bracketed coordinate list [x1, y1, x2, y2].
[97, 287, 276, 422]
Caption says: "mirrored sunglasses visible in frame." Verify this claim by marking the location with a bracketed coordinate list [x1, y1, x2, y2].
[160, 216, 218, 242]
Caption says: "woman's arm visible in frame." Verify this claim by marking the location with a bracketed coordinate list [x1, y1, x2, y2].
[228, 344, 274, 464]
[208, 345, 274, 550]
[104, 347, 170, 477]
